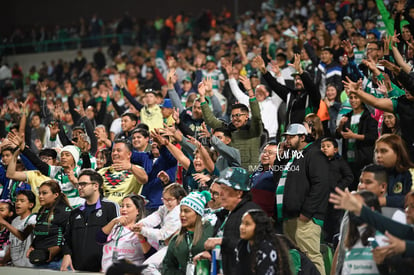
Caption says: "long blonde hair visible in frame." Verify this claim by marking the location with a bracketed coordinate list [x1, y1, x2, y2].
[175, 214, 203, 247]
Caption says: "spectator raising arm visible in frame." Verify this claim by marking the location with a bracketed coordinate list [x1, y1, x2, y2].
[6, 148, 27, 182]
[343, 77, 393, 112]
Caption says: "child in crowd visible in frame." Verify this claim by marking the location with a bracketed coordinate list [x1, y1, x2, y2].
[321, 137, 354, 243]
[0, 190, 36, 267]
[133, 183, 186, 275]
[236, 209, 292, 275]
[0, 199, 14, 264]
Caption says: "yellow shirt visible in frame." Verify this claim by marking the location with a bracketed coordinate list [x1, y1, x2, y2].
[140, 105, 163, 132]
[25, 170, 51, 213]
[99, 166, 143, 205]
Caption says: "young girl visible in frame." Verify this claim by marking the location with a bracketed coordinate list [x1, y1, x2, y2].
[374, 134, 414, 209]
[236, 209, 292, 275]
[162, 191, 214, 274]
[342, 191, 387, 275]
[0, 199, 13, 264]
[0, 190, 36, 267]
[28, 180, 72, 270]
[381, 112, 401, 136]
[133, 183, 187, 275]
[99, 194, 146, 273]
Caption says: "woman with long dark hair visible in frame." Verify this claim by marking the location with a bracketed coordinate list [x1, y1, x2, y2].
[235, 209, 292, 275]
[374, 134, 414, 209]
[342, 191, 386, 275]
[380, 112, 401, 136]
[99, 194, 146, 273]
[27, 180, 72, 270]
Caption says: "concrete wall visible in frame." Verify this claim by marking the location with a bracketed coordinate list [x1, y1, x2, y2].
[3, 46, 132, 75]
[0, 266, 99, 275]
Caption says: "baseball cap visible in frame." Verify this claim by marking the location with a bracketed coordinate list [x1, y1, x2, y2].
[216, 167, 250, 191]
[206, 56, 216, 63]
[182, 76, 192, 83]
[160, 98, 173, 109]
[283, 123, 308, 136]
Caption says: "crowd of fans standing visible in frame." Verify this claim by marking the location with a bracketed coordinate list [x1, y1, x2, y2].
[1, 0, 414, 274]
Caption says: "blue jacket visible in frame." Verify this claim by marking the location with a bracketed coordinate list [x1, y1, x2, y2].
[387, 168, 413, 209]
[141, 146, 177, 210]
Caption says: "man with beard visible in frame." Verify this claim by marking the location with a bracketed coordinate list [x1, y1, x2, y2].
[274, 123, 330, 275]
[254, 54, 321, 127]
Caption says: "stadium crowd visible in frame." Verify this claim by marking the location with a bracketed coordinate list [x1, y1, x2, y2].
[1, 0, 414, 274]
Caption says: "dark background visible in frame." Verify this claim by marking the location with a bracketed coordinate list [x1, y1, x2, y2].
[1, 0, 261, 35]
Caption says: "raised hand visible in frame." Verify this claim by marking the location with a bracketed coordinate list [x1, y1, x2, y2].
[197, 82, 206, 97]
[288, 53, 303, 74]
[378, 59, 401, 74]
[186, 135, 202, 149]
[49, 121, 60, 137]
[221, 58, 233, 77]
[114, 74, 125, 89]
[376, 79, 388, 96]
[269, 60, 281, 77]
[38, 80, 48, 95]
[342, 76, 362, 93]
[198, 122, 211, 139]
[341, 40, 354, 57]
[361, 59, 378, 72]
[192, 173, 211, 187]
[167, 68, 177, 85]
[252, 56, 266, 72]
[8, 132, 24, 150]
[239, 75, 253, 91]
[150, 129, 169, 146]
[203, 76, 213, 96]
[157, 171, 170, 185]
[74, 101, 86, 117]
[390, 30, 400, 47]
[329, 187, 363, 214]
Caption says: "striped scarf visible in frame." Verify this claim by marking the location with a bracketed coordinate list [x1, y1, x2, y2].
[275, 157, 294, 222]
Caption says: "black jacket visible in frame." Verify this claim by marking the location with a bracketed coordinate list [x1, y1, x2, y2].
[220, 196, 260, 275]
[62, 198, 118, 271]
[327, 155, 354, 191]
[262, 71, 320, 126]
[275, 142, 330, 221]
[336, 106, 378, 168]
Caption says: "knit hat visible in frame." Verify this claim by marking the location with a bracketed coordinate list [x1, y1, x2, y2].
[61, 145, 80, 164]
[180, 191, 211, 216]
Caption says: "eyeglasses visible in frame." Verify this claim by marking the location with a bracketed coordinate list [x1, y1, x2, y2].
[231, 113, 247, 119]
[78, 181, 95, 188]
[209, 190, 220, 198]
[161, 197, 176, 204]
[262, 150, 277, 155]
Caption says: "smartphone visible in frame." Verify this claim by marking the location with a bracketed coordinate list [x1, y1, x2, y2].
[368, 237, 379, 249]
